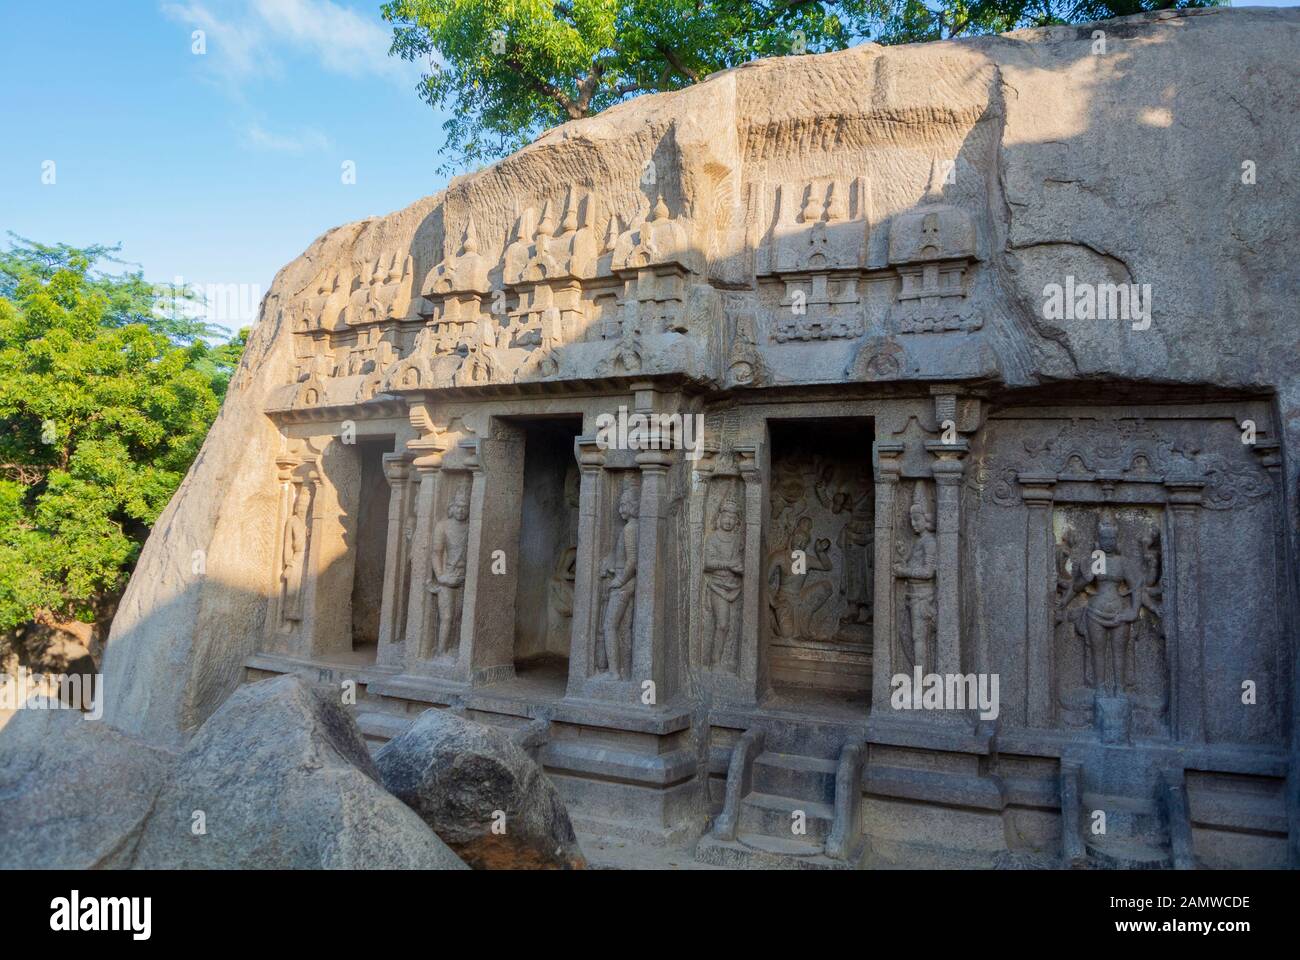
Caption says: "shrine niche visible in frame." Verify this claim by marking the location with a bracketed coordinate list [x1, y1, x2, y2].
[886, 159, 980, 334]
[1054, 506, 1167, 738]
[512, 417, 584, 688]
[764, 419, 874, 698]
[597, 474, 640, 681]
[749, 176, 870, 343]
[892, 481, 937, 673]
[422, 475, 471, 661]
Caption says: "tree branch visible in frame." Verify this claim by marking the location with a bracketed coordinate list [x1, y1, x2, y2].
[656, 44, 701, 82]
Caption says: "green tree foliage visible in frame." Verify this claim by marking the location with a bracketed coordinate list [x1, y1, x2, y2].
[0, 237, 245, 632]
[383, 0, 1220, 170]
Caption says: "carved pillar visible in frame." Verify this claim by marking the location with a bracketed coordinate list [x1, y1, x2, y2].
[925, 439, 969, 677]
[633, 446, 674, 702]
[566, 436, 607, 694]
[401, 431, 447, 667]
[1019, 474, 1057, 728]
[736, 443, 763, 701]
[1166, 478, 1205, 743]
[460, 434, 525, 685]
[265, 452, 301, 647]
[375, 452, 413, 668]
[872, 441, 904, 711]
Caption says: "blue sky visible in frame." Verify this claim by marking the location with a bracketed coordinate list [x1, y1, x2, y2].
[1, 1, 1295, 333]
[1, 0, 453, 331]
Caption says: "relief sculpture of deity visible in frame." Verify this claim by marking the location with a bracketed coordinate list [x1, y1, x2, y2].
[425, 484, 470, 658]
[838, 492, 873, 627]
[279, 485, 311, 628]
[598, 482, 639, 679]
[547, 465, 581, 651]
[703, 491, 745, 669]
[892, 483, 936, 670]
[1056, 510, 1158, 698]
[768, 517, 833, 639]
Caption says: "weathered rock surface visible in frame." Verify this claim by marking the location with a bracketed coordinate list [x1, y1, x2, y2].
[0, 703, 172, 869]
[131, 676, 466, 869]
[377, 709, 585, 869]
[96, 7, 1300, 765]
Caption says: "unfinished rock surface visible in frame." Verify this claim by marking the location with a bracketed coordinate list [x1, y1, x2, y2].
[0, 704, 172, 869]
[130, 676, 466, 869]
[377, 709, 585, 869]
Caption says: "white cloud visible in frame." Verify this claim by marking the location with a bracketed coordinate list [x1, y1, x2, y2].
[242, 122, 333, 153]
[162, 0, 412, 86]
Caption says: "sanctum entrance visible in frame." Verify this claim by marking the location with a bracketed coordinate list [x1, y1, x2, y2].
[764, 418, 874, 706]
[510, 416, 583, 696]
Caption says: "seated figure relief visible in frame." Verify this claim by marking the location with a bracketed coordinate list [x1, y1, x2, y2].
[768, 516, 833, 640]
[766, 447, 873, 645]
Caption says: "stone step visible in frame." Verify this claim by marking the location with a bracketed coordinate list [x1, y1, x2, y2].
[752, 752, 838, 804]
[694, 834, 851, 870]
[355, 710, 415, 746]
[1086, 836, 1172, 870]
[1082, 792, 1163, 838]
[739, 791, 835, 843]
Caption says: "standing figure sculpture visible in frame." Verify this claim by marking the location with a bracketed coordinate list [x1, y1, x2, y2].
[426, 485, 470, 657]
[280, 485, 311, 627]
[599, 483, 639, 678]
[703, 493, 745, 669]
[838, 492, 873, 627]
[1057, 512, 1143, 697]
[892, 483, 937, 671]
[547, 466, 581, 651]
[768, 517, 833, 640]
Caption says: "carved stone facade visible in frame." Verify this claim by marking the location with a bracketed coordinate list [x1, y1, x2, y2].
[99, 11, 1300, 871]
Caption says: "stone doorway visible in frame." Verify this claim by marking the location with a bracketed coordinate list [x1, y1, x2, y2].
[764, 418, 874, 709]
[510, 416, 583, 695]
[348, 434, 394, 664]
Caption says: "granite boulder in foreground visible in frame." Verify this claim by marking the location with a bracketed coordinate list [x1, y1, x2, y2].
[377, 709, 585, 869]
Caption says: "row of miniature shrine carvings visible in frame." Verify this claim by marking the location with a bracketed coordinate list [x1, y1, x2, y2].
[266, 432, 984, 699]
[285, 175, 982, 399]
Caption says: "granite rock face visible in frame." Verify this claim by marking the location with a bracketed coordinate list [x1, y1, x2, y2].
[377, 709, 585, 869]
[130, 676, 466, 869]
[89, 9, 1299, 869]
[0, 704, 172, 869]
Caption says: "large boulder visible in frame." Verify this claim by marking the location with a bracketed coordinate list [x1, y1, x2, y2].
[0, 702, 173, 868]
[377, 709, 585, 869]
[131, 675, 465, 869]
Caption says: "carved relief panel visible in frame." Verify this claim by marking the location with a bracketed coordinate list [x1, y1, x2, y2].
[764, 422, 874, 695]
